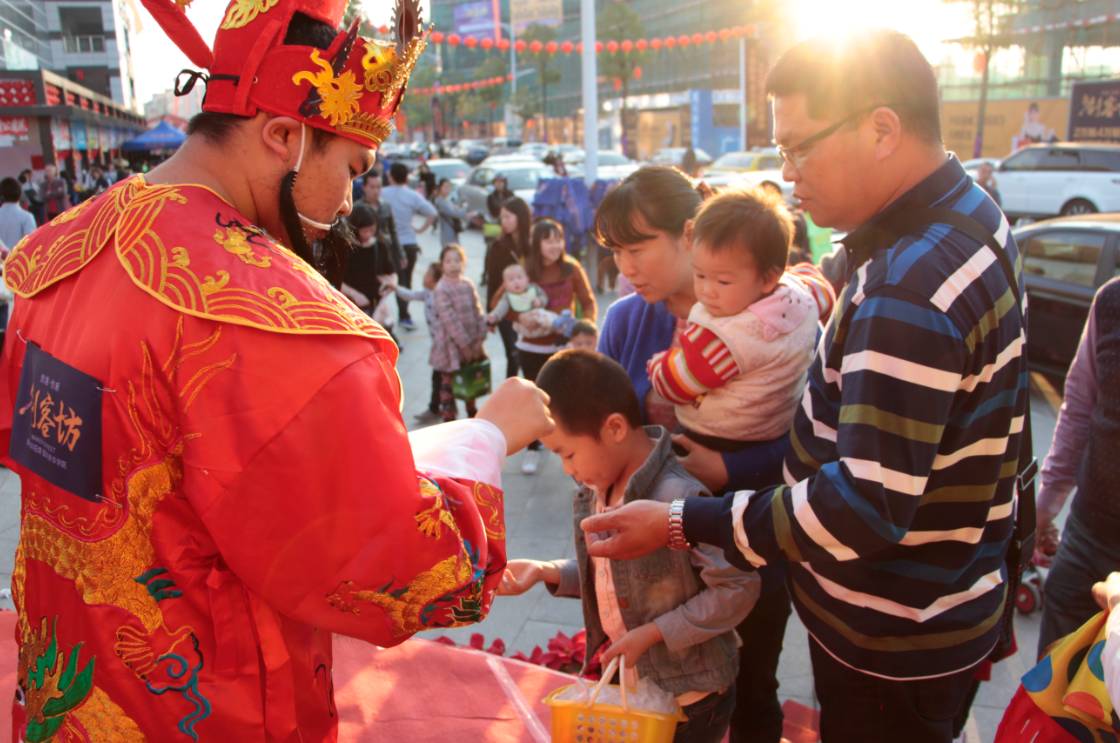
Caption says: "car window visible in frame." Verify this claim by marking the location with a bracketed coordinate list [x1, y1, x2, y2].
[471, 168, 493, 187]
[758, 155, 782, 169]
[505, 168, 549, 191]
[1022, 230, 1106, 288]
[1001, 149, 1046, 171]
[1039, 149, 1081, 171]
[714, 153, 752, 169]
[1081, 150, 1120, 172]
[599, 153, 627, 165]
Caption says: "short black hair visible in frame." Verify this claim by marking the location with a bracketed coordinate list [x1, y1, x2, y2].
[187, 12, 339, 146]
[348, 202, 377, 230]
[692, 187, 793, 277]
[536, 350, 642, 437]
[766, 29, 942, 144]
[1, 177, 22, 203]
[595, 165, 703, 249]
[389, 162, 409, 183]
[570, 319, 598, 338]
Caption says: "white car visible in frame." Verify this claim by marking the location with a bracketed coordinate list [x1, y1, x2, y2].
[994, 144, 1120, 219]
[566, 150, 640, 181]
[702, 168, 794, 203]
[457, 161, 556, 216]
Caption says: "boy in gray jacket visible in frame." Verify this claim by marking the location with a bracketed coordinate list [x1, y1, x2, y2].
[498, 350, 759, 743]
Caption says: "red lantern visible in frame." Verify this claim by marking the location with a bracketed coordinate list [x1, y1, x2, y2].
[613, 78, 622, 91]
[497, 38, 510, 51]
[607, 40, 619, 54]
[481, 37, 494, 50]
[633, 65, 643, 80]
[507, 73, 514, 80]
[431, 31, 445, 44]
[447, 33, 461, 46]
[515, 40, 527, 53]
[595, 41, 604, 53]
[464, 36, 478, 48]
[678, 34, 691, 47]
[636, 39, 648, 51]
[561, 40, 574, 54]
[621, 40, 633, 53]
[718, 28, 731, 42]
[650, 38, 662, 50]
[546, 40, 559, 54]
[973, 52, 987, 73]
[379, 25, 389, 35]
[691, 33, 704, 45]
[529, 40, 543, 54]
[664, 36, 677, 49]
[705, 31, 718, 44]
[745, 24, 757, 37]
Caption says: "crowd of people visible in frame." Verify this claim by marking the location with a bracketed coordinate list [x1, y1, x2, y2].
[0, 3, 1116, 740]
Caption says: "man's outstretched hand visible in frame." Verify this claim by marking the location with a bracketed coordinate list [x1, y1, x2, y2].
[476, 378, 554, 455]
[580, 500, 671, 560]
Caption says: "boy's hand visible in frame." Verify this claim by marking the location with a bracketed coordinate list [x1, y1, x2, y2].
[602, 623, 663, 668]
[497, 559, 559, 596]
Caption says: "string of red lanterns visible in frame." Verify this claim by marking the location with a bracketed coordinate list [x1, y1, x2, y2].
[410, 74, 515, 97]
[370, 24, 759, 54]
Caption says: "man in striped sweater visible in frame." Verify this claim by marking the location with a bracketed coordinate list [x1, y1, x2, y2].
[581, 29, 1027, 742]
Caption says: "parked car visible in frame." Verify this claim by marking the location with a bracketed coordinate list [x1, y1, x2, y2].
[1013, 213, 1120, 376]
[650, 147, 713, 169]
[701, 166, 794, 203]
[565, 150, 640, 181]
[457, 161, 556, 216]
[518, 142, 551, 161]
[962, 157, 1001, 173]
[451, 139, 490, 165]
[995, 143, 1120, 220]
[707, 149, 783, 175]
[423, 158, 471, 188]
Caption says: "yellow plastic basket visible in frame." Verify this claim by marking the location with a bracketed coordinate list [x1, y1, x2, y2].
[543, 657, 686, 743]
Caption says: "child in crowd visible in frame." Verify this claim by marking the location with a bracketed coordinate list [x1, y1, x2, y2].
[499, 350, 758, 743]
[647, 188, 819, 457]
[341, 203, 400, 334]
[486, 263, 553, 339]
[397, 262, 443, 422]
[430, 245, 488, 421]
[567, 319, 599, 352]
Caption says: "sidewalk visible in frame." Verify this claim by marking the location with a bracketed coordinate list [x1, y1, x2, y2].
[0, 225, 1064, 741]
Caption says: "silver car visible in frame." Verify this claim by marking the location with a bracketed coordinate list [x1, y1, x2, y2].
[457, 161, 556, 217]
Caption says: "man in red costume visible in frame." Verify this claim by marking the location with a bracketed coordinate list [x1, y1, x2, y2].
[0, 0, 552, 740]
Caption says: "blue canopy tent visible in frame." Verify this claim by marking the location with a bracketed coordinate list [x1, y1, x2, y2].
[121, 121, 186, 152]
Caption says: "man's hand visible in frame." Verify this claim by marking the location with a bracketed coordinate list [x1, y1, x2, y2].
[476, 378, 554, 455]
[601, 622, 663, 669]
[671, 435, 729, 491]
[497, 559, 559, 596]
[1092, 572, 1120, 612]
[580, 500, 671, 560]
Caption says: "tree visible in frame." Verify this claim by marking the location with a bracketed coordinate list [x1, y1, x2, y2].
[597, 1, 644, 122]
[476, 55, 511, 134]
[948, 0, 1024, 157]
[519, 24, 562, 139]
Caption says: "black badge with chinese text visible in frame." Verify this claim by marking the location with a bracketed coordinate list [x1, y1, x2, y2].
[10, 342, 102, 502]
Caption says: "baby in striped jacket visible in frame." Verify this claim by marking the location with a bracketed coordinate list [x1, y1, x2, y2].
[647, 188, 826, 453]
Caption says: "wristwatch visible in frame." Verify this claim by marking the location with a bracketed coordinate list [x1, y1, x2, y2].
[668, 499, 691, 551]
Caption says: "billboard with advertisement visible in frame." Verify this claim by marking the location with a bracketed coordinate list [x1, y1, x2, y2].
[51, 119, 71, 152]
[0, 117, 30, 147]
[511, 0, 562, 33]
[454, 1, 496, 37]
[1069, 79, 1120, 144]
[940, 98, 1068, 159]
[71, 120, 88, 151]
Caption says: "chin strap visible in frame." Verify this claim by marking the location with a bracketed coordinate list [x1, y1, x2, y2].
[293, 123, 337, 232]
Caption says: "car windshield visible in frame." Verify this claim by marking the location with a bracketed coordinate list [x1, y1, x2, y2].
[596, 153, 628, 165]
[505, 168, 550, 191]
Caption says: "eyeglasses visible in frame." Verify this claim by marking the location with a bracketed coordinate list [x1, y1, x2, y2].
[775, 103, 896, 171]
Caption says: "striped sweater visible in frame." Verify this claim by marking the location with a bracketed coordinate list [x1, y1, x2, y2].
[684, 155, 1028, 680]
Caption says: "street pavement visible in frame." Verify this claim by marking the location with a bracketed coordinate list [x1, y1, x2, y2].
[0, 225, 1069, 741]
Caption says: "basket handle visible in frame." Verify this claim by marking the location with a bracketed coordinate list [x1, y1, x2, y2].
[585, 655, 630, 712]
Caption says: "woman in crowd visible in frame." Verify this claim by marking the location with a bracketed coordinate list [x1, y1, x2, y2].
[434, 178, 471, 247]
[483, 196, 532, 378]
[593, 165, 791, 743]
[515, 218, 597, 474]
